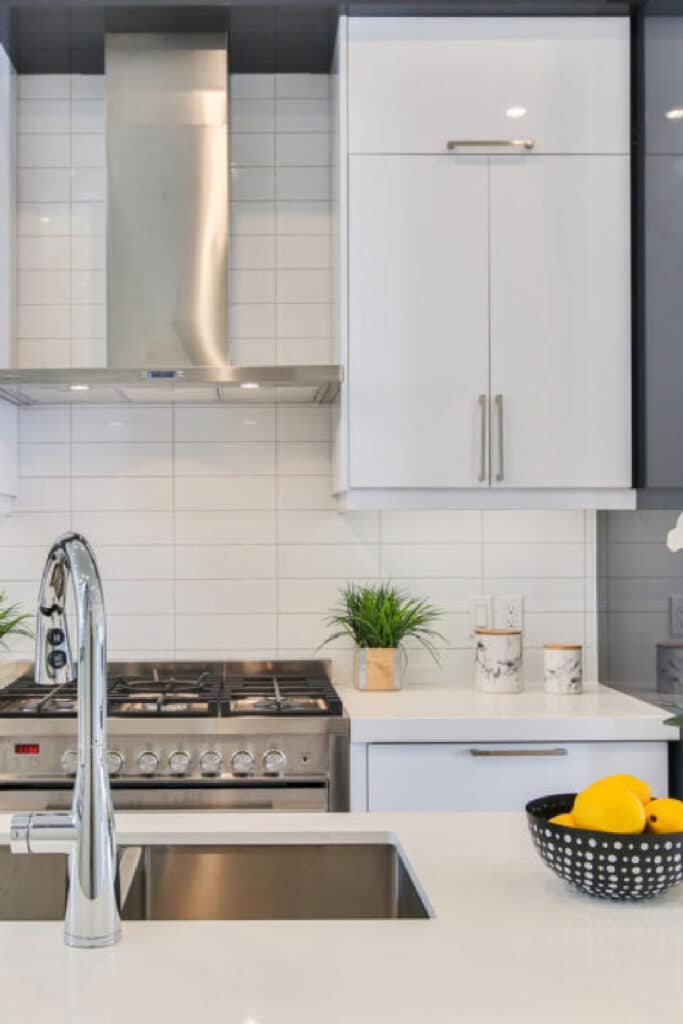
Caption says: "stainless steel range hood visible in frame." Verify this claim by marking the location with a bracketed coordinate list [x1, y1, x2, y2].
[0, 32, 341, 406]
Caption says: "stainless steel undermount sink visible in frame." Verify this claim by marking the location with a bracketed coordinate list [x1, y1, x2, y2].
[0, 843, 430, 922]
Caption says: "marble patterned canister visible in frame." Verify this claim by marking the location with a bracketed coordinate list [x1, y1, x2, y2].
[474, 629, 523, 694]
[543, 644, 583, 695]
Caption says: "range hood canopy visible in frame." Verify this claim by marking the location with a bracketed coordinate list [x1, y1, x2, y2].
[0, 30, 341, 405]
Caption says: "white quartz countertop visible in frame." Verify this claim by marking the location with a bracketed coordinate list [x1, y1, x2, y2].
[1, 809, 683, 1023]
[338, 682, 675, 743]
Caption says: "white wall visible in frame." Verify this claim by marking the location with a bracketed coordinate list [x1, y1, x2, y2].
[2, 71, 599, 687]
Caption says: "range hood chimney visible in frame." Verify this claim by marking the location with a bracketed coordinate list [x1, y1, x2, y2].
[0, 32, 341, 405]
[106, 32, 229, 371]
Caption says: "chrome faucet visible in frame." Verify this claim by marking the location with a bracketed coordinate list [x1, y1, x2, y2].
[10, 533, 120, 948]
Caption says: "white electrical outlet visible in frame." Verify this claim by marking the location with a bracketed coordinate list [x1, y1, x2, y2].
[494, 595, 524, 631]
[670, 596, 683, 638]
[468, 595, 493, 632]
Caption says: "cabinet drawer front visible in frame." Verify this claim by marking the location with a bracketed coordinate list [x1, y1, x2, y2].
[348, 17, 629, 156]
[368, 742, 668, 812]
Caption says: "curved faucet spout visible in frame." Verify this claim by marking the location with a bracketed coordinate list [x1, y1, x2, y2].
[11, 533, 120, 948]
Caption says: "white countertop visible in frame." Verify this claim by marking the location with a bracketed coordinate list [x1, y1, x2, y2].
[338, 682, 675, 743]
[1, 809, 683, 1023]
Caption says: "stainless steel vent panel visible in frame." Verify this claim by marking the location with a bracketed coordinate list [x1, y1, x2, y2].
[106, 33, 229, 369]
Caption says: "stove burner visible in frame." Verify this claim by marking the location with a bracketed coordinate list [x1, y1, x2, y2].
[0, 663, 343, 719]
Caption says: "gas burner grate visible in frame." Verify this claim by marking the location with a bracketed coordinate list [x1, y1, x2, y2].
[0, 665, 343, 718]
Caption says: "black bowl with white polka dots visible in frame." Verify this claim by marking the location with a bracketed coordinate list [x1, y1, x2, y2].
[526, 793, 683, 900]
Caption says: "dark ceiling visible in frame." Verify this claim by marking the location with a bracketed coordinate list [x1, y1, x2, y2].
[0, 0, 644, 74]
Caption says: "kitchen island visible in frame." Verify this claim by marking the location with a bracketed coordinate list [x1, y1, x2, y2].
[1, 809, 682, 1023]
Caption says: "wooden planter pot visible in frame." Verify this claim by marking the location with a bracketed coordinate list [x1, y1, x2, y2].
[354, 647, 402, 691]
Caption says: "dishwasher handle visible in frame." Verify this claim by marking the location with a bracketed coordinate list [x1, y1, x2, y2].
[468, 747, 568, 758]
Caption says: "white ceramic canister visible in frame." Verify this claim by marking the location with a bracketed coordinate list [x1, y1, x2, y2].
[543, 643, 583, 695]
[474, 629, 523, 694]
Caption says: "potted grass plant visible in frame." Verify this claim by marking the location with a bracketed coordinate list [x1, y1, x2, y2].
[0, 590, 32, 687]
[322, 583, 444, 691]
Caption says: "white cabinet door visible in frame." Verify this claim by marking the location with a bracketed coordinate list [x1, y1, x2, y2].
[0, 400, 17, 499]
[368, 742, 669, 812]
[348, 17, 629, 156]
[348, 155, 489, 488]
[489, 156, 631, 489]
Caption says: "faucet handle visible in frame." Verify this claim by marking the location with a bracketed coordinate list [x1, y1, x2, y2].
[10, 812, 31, 854]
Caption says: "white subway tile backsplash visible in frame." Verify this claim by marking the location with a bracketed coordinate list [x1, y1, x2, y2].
[175, 511, 277, 545]
[275, 74, 329, 99]
[17, 236, 70, 271]
[71, 270, 105, 304]
[18, 202, 70, 235]
[277, 269, 331, 303]
[277, 442, 330, 476]
[18, 99, 70, 133]
[175, 580, 277, 615]
[17, 304, 70, 339]
[176, 545, 277, 580]
[275, 99, 331, 134]
[176, 614, 277, 651]
[174, 443, 275, 477]
[19, 443, 70, 477]
[174, 407, 275, 443]
[18, 270, 70, 305]
[70, 167, 106, 202]
[72, 443, 172, 478]
[381, 511, 482, 544]
[70, 202, 105, 236]
[230, 268, 275, 303]
[71, 99, 105, 133]
[174, 476, 277, 511]
[276, 201, 330, 235]
[96, 546, 174, 581]
[0, 512, 72, 547]
[19, 75, 71, 100]
[17, 339, 71, 368]
[277, 166, 330, 201]
[71, 303, 105, 339]
[15, 478, 71, 513]
[381, 544, 481, 579]
[278, 545, 380, 579]
[108, 615, 174, 653]
[230, 99, 275, 134]
[231, 75, 275, 100]
[229, 303, 276, 338]
[19, 407, 70, 443]
[230, 201, 276, 236]
[276, 406, 330, 442]
[483, 510, 585, 544]
[277, 475, 336, 510]
[231, 235, 276, 270]
[72, 407, 171, 443]
[276, 338, 332, 365]
[71, 511, 174, 546]
[70, 234, 105, 269]
[230, 133, 275, 167]
[276, 235, 330, 269]
[105, 581, 173, 616]
[276, 133, 331, 167]
[70, 133, 105, 168]
[18, 168, 70, 203]
[71, 76, 105, 101]
[18, 133, 70, 168]
[230, 166, 276, 202]
[276, 303, 331, 339]
[72, 477, 173, 512]
[483, 543, 585, 579]
[278, 510, 379, 545]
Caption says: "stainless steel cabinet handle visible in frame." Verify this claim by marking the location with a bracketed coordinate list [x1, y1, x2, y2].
[446, 139, 535, 151]
[494, 393, 504, 482]
[477, 394, 487, 483]
[469, 747, 568, 758]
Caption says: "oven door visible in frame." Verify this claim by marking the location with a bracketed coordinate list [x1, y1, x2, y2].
[0, 778, 330, 812]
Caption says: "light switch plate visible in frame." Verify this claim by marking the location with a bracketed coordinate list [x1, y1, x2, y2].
[494, 595, 524, 631]
[468, 595, 493, 632]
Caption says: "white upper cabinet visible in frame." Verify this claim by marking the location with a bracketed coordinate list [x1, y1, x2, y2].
[348, 17, 630, 156]
[489, 155, 632, 489]
[0, 400, 17, 502]
[348, 155, 489, 488]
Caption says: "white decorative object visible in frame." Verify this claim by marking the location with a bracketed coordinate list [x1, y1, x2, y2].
[474, 629, 523, 694]
[544, 644, 583, 695]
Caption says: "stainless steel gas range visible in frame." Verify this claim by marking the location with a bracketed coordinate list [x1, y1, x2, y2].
[0, 661, 349, 813]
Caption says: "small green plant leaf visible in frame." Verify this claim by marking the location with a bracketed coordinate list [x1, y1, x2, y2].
[0, 590, 33, 651]
[321, 583, 444, 664]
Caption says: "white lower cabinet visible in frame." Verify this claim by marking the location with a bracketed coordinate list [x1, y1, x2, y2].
[367, 741, 669, 812]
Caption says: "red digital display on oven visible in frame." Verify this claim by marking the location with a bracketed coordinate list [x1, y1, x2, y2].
[14, 743, 40, 755]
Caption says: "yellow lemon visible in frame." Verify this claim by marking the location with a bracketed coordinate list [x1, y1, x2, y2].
[549, 813, 575, 827]
[581, 774, 652, 807]
[645, 798, 683, 834]
[572, 786, 646, 834]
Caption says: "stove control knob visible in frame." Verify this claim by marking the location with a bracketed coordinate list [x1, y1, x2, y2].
[199, 750, 223, 776]
[263, 748, 287, 776]
[107, 750, 125, 776]
[61, 749, 78, 776]
[231, 749, 255, 776]
[168, 750, 191, 776]
[137, 750, 160, 776]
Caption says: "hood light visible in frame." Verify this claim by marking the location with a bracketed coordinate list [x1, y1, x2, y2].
[506, 106, 527, 119]
[240, 381, 260, 390]
[666, 109, 683, 120]
[69, 384, 90, 392]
